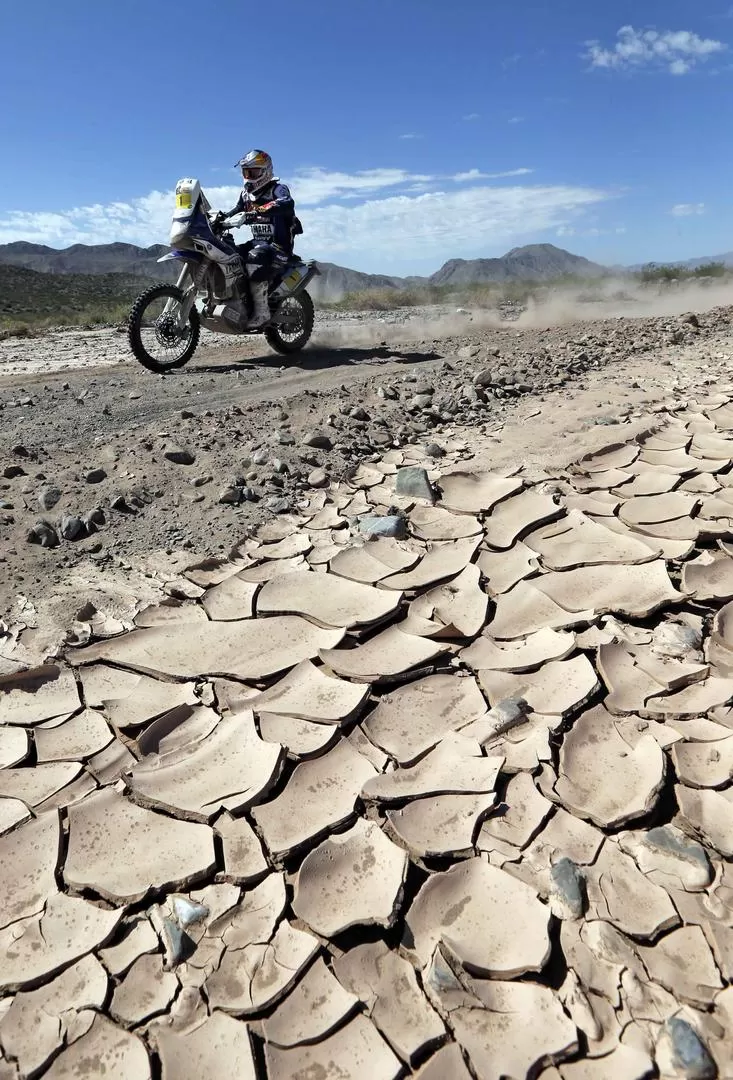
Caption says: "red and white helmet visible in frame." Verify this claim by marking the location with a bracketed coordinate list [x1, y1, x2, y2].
[236, 149, 274, 195]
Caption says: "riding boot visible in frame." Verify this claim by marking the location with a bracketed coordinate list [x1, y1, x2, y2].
[248, 281, 270, 328]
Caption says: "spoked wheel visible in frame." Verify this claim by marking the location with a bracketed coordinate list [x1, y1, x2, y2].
[128, 283, 200, 373]
[264, 290, 315, 355]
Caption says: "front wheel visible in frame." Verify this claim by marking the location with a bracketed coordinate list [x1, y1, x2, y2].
[128, 283, 200, 374]
[264, 290, 314, 355]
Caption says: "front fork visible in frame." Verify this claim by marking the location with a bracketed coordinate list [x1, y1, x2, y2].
[164, 265, 200, 329]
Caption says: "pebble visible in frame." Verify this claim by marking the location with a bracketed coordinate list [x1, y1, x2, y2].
[308, 468, 328, 488]
[163, 446, 196, 466]
[84, 468, 107, 483]
[302, 432, 333, 450]
[423, 442, 445, 459]
[38, 485, 62, 511]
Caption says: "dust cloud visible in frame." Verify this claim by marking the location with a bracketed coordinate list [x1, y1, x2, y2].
[311, 278, 732, 350]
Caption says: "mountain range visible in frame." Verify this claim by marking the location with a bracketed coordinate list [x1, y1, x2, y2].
[0, 241, 612, 301]
[1, 240, 731, 306]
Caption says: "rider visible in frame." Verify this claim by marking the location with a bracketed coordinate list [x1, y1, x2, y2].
[217, 150, 300, 327]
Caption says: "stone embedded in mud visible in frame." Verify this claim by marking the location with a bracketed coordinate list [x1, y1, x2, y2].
[549, 857, 586, 919]
[358, 514, 407, 538]
[395, 465, 436, 503]
[655, 1017, 717, 1080]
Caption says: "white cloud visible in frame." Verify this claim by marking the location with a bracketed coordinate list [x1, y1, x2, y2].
[0, 167, 611, 273]
[303, 185, 610, 266]
[670, 202, 706, 216]
[585, 25, 726, 74]
[451, 168, 533, 182]
[557, 225, 627, 238]
[398, 133, 422, 140]
[508, 116, 525, 124]
[463, 112, 480, 121]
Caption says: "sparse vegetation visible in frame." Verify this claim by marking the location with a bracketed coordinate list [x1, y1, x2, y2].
[0, 264, 155, 334]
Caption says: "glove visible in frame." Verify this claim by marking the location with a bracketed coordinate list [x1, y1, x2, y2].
[211, 211, 226, 228]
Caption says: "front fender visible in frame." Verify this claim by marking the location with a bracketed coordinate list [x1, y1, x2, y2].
[157, 251, 205, 263]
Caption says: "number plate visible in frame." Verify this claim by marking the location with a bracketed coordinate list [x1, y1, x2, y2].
[176, 192, 192, 209]
[251, 222, 274, 240]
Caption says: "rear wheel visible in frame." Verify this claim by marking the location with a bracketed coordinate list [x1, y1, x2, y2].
[128, 283, 200, 373]
[264, 290, 314, 355]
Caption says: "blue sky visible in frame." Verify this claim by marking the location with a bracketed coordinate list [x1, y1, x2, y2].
[1, 0, 732, 274]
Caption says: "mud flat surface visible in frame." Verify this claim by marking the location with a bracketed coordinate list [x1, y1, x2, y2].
[2, 317, 733, 1074]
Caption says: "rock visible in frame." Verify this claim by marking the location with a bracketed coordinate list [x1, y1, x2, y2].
[411, 394, 433, 410]
[377, 385, 398, 400]
[423, 442, 445, 459]
[84, 508, 105, 530]
[218, 487, 242, 505]
[163, 446, 195, 466]
[349, 406, 370, 421]
[3, 465, 26, 479]
[84, 469, 107, 484]
[27, 521, 59, 548]
[395, 466, 435, 504]
[358, 515, 407, 539]
[656, 1018, 716, 1079]
[268, 497, 293, 514]
[682, 313, 700, 328]
[308, 468, 328, 488]
[549, 858, 586, 919]
[242, 487, 259, 502]
[180, 409, 194, 419]
[38, 486, 61, 511]
[303, 432, 333, 450]
[277, 431, 295, 445]
[59, 516, 85, 541]
[252, 449, 269, 465]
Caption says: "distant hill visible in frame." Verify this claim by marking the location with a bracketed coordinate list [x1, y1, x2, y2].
[0, 241, 611, 303]
[429, 244, 607, 286]
[0, 240, 169, 277]
[0, 264, 147, 324]
[676, 251, 733, 270]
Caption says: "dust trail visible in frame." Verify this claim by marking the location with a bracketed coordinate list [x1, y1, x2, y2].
[311, 279, 733, 350]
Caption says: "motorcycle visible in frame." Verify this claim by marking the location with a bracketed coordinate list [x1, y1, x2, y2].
[127, 178, 319, 373]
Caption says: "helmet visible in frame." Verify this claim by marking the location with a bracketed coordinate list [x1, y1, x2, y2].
[236, 149, 274, 195]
